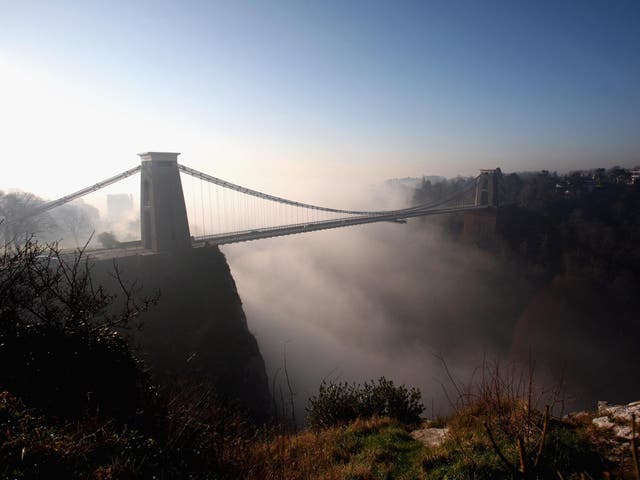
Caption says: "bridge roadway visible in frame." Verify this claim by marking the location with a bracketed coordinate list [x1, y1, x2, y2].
[192, 204, 489, 246]
[82, 204, 489, 260]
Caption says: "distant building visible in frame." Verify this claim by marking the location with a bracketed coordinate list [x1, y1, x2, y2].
[632, 169, 640, 184]
[106, 194, 133, 220]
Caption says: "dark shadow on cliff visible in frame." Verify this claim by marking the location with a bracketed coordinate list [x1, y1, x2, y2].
[92, 246, 271, 423]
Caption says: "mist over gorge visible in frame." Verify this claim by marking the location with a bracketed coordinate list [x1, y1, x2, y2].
[3, 1, 640, 475]
[224, 169, 640, 417]
[224, 216, 530, 417]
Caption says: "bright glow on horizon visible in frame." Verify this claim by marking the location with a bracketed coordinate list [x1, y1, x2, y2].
[0, 55, 446, 205]
[1, 2, 638, 203]
[0, 55, 441, 204]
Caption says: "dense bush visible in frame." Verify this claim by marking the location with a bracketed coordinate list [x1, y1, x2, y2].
[0, 239, 262, 478]
[306, 377, 423, 429]
[0, 239, 155, 421]
[0, 390, 161, 479]
[0, 379, 257, 478]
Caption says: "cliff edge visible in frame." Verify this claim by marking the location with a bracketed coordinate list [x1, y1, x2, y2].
[94, 246, 271, 422]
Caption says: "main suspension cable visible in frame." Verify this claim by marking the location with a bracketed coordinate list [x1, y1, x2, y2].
[178, 163, 479, 217]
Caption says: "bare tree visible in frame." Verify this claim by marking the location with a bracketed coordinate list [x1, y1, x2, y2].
[50, 201, 99, 247]
[0, 236, 158, 419]
[0, 191, 55, 245]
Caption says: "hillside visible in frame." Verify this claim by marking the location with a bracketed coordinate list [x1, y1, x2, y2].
[413, 167, 640, 406]
[92, 245, 271, 423]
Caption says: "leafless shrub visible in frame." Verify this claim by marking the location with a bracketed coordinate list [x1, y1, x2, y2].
[0, 236, 157, 419]
[432, 355, 604, 479]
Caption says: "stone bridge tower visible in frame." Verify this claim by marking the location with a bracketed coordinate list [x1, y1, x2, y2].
[139, 152, 191, 252]
[464, 168, 502, 242]
[475, 168, 501, 207]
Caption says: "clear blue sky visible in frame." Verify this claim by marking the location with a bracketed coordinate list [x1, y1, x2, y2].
[1, 0, 639, 198]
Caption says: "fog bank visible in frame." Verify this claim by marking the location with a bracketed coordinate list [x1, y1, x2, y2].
[223, 217, 531, 419]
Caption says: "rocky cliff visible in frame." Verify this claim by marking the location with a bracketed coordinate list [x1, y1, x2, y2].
[93, 246, 271, 422]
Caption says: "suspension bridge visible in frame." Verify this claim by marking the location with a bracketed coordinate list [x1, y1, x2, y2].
[6, 152, 500, 253]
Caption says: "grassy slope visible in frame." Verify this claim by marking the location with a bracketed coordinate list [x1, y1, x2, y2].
[247, 410, 631, 480]
[248, 417, 425, 480]
[3, 392, 634, 479]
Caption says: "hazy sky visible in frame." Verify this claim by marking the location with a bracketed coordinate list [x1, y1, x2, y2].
[1, 0, 639, 199]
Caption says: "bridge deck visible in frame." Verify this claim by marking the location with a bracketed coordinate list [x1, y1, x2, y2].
[83, 204, 489, 258]
[192, 204, 489, 246]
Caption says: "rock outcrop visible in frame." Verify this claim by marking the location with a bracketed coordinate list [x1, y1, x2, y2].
[592, 400, 640, 440]
[410, 426, 449, 447]
[93, 246, 271, 422]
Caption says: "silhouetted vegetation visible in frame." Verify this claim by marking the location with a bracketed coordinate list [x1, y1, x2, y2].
[414, 167, 640, 283]
[0, 239, 263, 478]
[0, 239, 428, 477]
[495, 168, 640, 284]
[307, 377, 423, 430]
[0, 238, 155, 421]
[97, 231, 120, 248]
[413, 165, 640, 404]
[100, 246, 272, 424]
[422, 359, 612, 480]
[0, 190, 143, 248]
[0, 192, 100, 247]
[2, 165, 639, 477]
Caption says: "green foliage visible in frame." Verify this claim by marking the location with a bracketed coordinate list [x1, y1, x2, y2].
[247, 416, 426, 480]
[422, 416, 604, 480]
[543, 423, 604, 475]
[342, 420, 426, 479]
[419, 358, 611, 479]
[306, 377, 423, 429]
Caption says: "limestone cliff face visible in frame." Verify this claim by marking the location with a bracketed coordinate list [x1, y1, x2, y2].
[94, 246, 270, 422]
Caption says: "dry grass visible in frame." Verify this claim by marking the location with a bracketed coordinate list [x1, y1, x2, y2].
[348, 416, 397, 434]
[245, 416, 424, 480]
[562, 409, 640, 479]
[0, 390, 156, 478]
[423, 358, 615, 479]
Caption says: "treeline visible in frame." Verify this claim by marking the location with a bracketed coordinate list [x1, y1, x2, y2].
[499, 171, 640, 284]
[413, 165, 640, 404]
[414, 166, 640, 280]
[0, 190, 138, 248]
